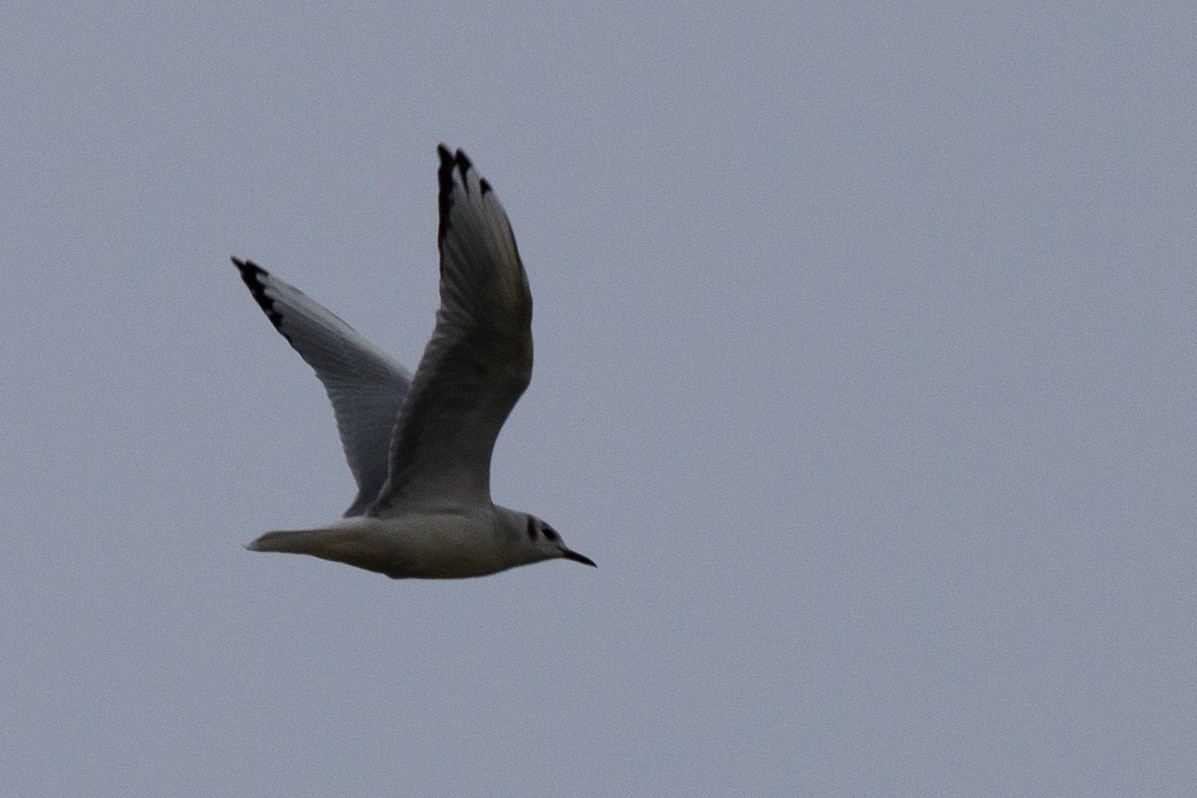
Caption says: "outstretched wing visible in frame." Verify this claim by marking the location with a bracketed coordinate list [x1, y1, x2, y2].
[369, 146, 532, 515]
[233, 258, 412, 516]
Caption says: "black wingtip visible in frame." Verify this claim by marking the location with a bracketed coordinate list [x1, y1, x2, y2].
[437, 145, 457, 244]
[437, 144, 476, 243]
[231, 256, 285, 331]
[231, 255, 261, 280]
[453, 148, 473, 186]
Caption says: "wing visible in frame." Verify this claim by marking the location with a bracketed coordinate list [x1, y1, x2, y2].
[368, 145, 532, 515]
[233, 258, 412, 516]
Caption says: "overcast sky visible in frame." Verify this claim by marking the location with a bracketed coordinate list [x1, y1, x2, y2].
[3, 3, 1196, 795]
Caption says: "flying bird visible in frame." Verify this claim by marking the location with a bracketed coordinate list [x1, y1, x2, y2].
[232, 145, 594, 579]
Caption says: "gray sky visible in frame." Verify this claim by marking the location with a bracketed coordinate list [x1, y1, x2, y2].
[3, 3, 1195, 795]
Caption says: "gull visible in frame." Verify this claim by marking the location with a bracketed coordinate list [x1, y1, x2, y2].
[231, 145, 594, 579]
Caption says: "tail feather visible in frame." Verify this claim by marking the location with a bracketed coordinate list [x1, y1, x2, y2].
[245, 524, 411, 579]
[246, 528, 327, 554]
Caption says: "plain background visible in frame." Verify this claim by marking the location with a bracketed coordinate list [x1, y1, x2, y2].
[3, 3, 1196, 795]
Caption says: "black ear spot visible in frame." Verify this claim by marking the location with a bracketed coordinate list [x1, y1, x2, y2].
[526, 516, 538, 540]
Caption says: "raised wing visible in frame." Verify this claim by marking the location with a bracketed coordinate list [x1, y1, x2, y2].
[233, 258, 412, 516]
[369, 146, 532, 515]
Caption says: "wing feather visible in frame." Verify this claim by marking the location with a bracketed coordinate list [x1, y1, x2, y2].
[233, 258, 412, 516]
[369, 146, 532, 514]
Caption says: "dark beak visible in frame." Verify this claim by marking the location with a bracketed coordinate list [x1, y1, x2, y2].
[560, 548, 597, 568]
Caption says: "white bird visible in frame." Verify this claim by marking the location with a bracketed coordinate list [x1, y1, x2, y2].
[232, 145, 594, 579]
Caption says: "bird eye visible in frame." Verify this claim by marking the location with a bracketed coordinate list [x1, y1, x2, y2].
[542, 526, 560, 542]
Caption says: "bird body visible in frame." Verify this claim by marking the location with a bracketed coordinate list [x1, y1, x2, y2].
[248, 506, 555, 580]
[233, 145, 593, 579]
